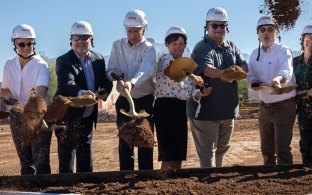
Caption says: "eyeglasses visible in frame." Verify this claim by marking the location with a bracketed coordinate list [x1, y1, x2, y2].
[208, 23, 227, 30]
[71, 35, 91, 41]
[259, 26, 274, 33]
[16, 42, 35, 48]
[304, 35, 312, 41]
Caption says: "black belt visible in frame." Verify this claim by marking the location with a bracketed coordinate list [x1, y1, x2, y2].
[261, 97, 295, 107]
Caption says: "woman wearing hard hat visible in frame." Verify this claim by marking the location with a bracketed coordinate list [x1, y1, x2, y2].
[293, 24, 312, 164]
[248, 16, 296, 165]
[1, 24, 51, 175]
[154, 26, 212, 170]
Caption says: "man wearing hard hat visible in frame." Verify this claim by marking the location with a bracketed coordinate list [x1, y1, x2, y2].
[1, 24, 51, 175]
[54, 21, 113, 173]
[186, 7, 248, 168]
[107, 9, 156, 171]
[293, 24, 312, 164]
[248, 16, 296, 165]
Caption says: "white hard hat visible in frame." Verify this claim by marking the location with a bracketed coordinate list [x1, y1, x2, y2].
[257, 16, 275, 29]
[124, 9, 147, 28]
[165, 26, 187, 39]
[302, 25, 312, 35]
[11, 24, 36, 41]
[206, 7, 228, 22]
[70, 21, 93, 35]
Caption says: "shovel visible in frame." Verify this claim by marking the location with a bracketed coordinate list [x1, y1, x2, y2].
[69, 96, 97, 108]
[0, 98, 17, 120]
[111, 72, 149, 118]
[251, 82, 297, 95]
[164, 57, 200, 83]
[68, 88, 108, 108]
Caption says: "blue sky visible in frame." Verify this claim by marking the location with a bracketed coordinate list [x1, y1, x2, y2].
[0, 0, 309, 81]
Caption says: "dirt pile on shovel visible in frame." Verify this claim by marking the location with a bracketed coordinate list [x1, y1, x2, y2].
[118, 117, 154, 148]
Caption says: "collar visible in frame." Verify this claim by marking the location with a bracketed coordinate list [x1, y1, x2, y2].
[126, 37, 146, 48]
[73, 51, 90, 63]
[261, 42, 276, 53]
[205, 35, 228, 49]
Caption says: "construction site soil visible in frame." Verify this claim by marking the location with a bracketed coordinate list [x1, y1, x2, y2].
[0, 115, 312, 194]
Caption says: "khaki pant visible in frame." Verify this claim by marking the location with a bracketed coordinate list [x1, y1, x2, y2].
[259, 97, 296, 165]
[189, 118, 234, 168]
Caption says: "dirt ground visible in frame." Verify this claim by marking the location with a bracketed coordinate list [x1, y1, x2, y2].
[1, 118, 312, 194]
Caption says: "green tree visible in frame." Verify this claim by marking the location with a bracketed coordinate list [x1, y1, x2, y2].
[40, 55, 57, 100]
[238, 79, 248, 102]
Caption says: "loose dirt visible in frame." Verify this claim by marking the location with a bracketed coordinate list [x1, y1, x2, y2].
[0, 118, 311, 194]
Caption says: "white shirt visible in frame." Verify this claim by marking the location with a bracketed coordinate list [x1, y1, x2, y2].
[107, 37, 156, 99]
[248, 42, 296, 103]
[155, 54, 199, 100]
[1, 55, 50, 105]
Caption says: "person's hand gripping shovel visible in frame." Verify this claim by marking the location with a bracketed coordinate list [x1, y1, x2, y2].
[251, 81, 297, 94]
[0, 98, 17, 120]
[111, 72, 154, 148]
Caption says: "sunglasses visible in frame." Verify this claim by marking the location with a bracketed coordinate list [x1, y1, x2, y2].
[208, 23, 227, 29]
[71, 35, 91, 41]
[259, 26, 274, 33]
[16, 42, 35, 48]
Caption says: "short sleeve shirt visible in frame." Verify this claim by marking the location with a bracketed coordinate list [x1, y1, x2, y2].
[154, 54, 198, 100]
[1, 55, 50, 105]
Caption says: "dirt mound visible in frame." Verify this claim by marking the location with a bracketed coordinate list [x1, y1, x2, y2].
[0, 165, 311, 194]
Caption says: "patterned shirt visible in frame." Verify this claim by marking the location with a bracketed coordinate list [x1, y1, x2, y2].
[155, 54, 199, 100]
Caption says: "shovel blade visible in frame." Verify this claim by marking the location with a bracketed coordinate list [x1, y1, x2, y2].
[69, 96, 97, 108]
[137, 110, 150, 117]
[270, 86, 297, 95]
[120, 109, 150, 118]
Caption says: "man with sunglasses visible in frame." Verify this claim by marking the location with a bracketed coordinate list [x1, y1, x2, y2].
[107, 9, 156, 171]
[186, 7, 248, 168]
[1, 24, 51, 175]
[54, 21, 113, 173]
[247, 16, 296, 165]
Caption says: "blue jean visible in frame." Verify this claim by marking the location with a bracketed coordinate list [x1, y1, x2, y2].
[55, 115, 94, 173]
[115, 94, 154, 171]
[297, 112, 312, 163]
[10, 109, 52, 175]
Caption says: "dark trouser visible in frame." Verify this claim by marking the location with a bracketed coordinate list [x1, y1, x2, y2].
[10, 109, 52, 175]
[115, 94, 154, 171]
[55, 115, 94, 173]
[297, 112, 312, 164]
[259, 97, 296, 165]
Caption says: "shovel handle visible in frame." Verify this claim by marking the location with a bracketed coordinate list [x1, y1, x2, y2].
[3, 98, 18, 106]
[94, 89, 107, 97]
[119, 80, 138, 117]
[296, 90, 308, 97]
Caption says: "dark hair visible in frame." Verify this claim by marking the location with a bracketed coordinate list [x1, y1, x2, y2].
[165, 33, 187, 45]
